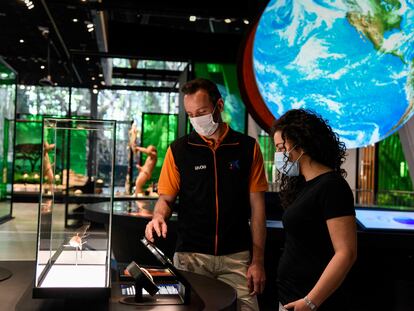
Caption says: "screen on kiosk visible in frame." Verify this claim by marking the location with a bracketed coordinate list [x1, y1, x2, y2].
[356, 209, 414, 231]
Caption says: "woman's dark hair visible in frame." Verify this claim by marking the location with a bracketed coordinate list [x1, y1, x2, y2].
[272, 109, 347, 209]
[181, 78, 222, 105]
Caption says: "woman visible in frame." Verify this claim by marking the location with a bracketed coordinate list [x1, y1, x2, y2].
[273, 109, 357, 311]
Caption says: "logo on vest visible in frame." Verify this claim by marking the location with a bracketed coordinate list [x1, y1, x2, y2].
[229, 160, 240, 170]
[194, 164, 207, 171]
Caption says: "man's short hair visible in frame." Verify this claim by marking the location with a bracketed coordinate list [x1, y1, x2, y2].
[181, 78, 222, 105]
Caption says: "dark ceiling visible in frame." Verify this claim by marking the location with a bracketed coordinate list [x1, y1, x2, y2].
[0, 0, 268, 89]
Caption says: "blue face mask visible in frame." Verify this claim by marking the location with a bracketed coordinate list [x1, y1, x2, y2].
[274, 146, 304, 177]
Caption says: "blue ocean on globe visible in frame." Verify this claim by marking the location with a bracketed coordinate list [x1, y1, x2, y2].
[253, 0, 414, 148]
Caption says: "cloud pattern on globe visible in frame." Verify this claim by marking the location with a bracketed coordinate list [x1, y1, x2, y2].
[253, 0, 414, 148]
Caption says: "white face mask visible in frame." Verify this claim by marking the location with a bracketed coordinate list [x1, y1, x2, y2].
[274, 145, 304, 177]
[189, 105, 219, 137]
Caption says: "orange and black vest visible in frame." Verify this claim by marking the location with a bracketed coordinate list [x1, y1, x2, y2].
[170, 128, 255, 255]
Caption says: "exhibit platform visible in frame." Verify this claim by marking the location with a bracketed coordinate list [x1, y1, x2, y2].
[0, 261, 237, 310]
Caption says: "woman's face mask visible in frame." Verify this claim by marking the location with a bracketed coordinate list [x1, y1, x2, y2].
[189, 105, 219, 137]
[274, 145, 304, 177]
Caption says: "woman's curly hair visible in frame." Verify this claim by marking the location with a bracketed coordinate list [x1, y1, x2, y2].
[272, 109, 347, 209]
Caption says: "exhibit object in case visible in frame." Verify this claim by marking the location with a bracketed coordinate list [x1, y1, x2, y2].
[33, 118, 116, 299]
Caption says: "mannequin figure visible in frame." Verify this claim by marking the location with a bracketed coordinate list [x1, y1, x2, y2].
[135, 145, 157, 195]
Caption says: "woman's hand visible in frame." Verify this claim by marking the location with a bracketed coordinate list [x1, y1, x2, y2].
[284, 298, 313, 310]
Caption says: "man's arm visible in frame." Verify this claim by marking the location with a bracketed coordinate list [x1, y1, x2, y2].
[145, 193, 176, 242]
[247, 191, 266, 295]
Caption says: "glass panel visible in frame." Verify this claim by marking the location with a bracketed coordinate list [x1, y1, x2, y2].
[258, 131, 276, 186]
[377, 132, 414, 208]
[0, 60, 16, 220]
[34, 118, 115, 297]
[139, 113, 178, 193]
[195, 63, 246, 133]
[111, 78, 177, 88]
[112, 58, 187, 71]
[70, 88, 91, 117]
[114, 121, 134, 195]
[17, 85, 69, 116]
[13, 119, 43, 194]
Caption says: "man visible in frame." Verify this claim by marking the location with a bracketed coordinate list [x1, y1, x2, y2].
[145, 78, 267, 310]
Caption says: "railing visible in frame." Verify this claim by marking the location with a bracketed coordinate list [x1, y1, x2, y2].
[353, 189, 414, 210]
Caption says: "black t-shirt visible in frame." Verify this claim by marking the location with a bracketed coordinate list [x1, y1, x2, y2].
[277, 171, 355, 310]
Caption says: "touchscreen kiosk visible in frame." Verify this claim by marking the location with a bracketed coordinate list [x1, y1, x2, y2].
[119, 237, 191, 306]
[356, 208, 414, 231]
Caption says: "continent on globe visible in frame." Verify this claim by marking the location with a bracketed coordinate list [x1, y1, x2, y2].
[253, 0, 414, 148]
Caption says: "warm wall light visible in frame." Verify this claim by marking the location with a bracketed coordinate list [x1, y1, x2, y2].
[189, 16, 197, 22]
[224, 18, 232, 23]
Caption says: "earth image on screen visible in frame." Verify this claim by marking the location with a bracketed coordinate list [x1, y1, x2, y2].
[253, 0, 414, 148]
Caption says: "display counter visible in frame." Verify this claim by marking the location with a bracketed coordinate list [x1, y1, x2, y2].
[84, 199, 414, 310]
[0, 261, 237, 310]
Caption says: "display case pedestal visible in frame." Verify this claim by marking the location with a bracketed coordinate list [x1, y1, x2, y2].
[0, 267, 12, 281]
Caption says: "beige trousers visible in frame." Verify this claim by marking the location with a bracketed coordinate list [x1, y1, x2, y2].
[173, 251, 259, 311]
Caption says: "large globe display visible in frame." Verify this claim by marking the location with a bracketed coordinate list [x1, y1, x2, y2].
[253, 0, 414, 148]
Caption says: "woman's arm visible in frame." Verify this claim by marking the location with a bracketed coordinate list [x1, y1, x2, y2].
[284, 215, 357, 310]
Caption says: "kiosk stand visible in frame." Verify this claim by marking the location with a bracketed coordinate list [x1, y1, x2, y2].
[119, 237, 192, 306]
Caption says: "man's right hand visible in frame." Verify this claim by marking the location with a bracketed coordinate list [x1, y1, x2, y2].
[145, 215, 168, 242]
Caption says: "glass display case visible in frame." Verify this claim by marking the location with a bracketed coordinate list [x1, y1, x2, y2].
[0, 58, 16, 223]
[33, 118, 116, 299]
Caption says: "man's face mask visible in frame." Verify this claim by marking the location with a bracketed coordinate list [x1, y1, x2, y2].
[189, 104, 219, 137]
[274, 145, 304, 177]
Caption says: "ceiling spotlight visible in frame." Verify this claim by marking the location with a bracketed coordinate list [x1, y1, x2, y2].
[189, 16, 197, 22]
[72, 18, 78, 23]
[91, 76, 95, 80]
[40, 65, 45, 69]
[100, 81, 105, 86]
[92, 89, 98, 94]
[98, 73, 103, 77]
[20, 39, 24, 43]
[23, 0, 34, 9]
[87, 27, 94, 32]
[243, 19, 249, 25]
[85, 57, 90, 61]
[93, 84, 98, 88]
[54, 82, 58, 86]
[224, 18, 232, 24]
[86, 23, 94, 29]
